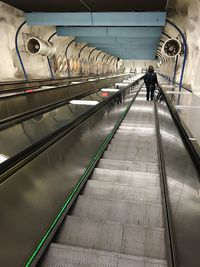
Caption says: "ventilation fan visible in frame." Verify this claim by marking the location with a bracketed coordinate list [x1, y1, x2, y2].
[162, 38, 182, 58]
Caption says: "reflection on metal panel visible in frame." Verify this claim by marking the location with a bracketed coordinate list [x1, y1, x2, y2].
[157, 102, 200, 267]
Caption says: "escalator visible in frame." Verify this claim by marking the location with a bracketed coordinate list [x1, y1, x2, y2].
[1, 76, 200, 267]
[40, 85, 168, 267]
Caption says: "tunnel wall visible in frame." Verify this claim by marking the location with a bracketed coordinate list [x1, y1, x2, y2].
[159, 0, 200, 95]
[123, 60, 157, 73]
[0, 2, 118, 81]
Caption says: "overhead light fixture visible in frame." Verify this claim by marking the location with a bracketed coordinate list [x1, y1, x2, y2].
[166, 91, 190, 95]
[123, 80, 133, 83]
[71, 81, 82, 84]
[115, 83, 129, 87]
[88, 78, 97, 81]
[176, 105, 200, 109]
[41, 86, 55, 89]
[0, 154, 8, 164]
[69, 100, 99, 106]
[101, 88, 119, 92]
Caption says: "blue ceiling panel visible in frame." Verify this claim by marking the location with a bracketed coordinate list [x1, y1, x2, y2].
[57, 27, 162, 38]
[24, 11, 165, 60]
[25, 12, 166, 26]
[76, 37, 160, 46]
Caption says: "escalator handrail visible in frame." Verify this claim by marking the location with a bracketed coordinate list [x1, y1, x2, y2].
[0, 74, 126, 95]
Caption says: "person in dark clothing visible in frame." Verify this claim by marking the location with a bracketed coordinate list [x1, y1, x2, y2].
[144, 65, 158, 101]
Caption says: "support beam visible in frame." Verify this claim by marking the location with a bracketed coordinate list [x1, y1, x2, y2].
[56, 27, 162, 38]
[25, 12, 166, 26]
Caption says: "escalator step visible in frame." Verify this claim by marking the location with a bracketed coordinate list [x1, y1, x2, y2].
[103, 150, 158, 163]
[92, 168, 160, 187]
[41, 244, 167, 267]
[82, 180, 161, 204]
[71, 195, 164, 228]
[55, 216, 166, 259]
[98, 159, 159, 174]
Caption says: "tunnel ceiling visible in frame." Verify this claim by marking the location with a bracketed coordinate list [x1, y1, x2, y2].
[2, 0, 168, 12]
[3, 0, 168, 60]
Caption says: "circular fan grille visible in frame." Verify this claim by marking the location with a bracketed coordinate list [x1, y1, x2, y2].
[163, 38, 182, 57]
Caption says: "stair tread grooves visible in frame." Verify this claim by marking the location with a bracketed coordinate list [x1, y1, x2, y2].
[102, 151, 158, 163]
[55, 216, 166, 260]
[41, 244, 167, 267]
[71, 195, 164, 228]
[93, 168, 159, 177]
[98, 159, 159, 174]
[92, 169, 160, 187]
[83, 180, 161, 204]
[90, 174, 160, 188]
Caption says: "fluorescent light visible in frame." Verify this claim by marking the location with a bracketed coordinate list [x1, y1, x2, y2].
[40, 86, 55, 89]
[88, 78, 97, 81]
[0, 154, 8, 164]
[71, 81, 82, 84]
[70, 100, 99, 105]
[101, 88, 119, 92]
[176, 105, 200, 109]
[130, 106, 153, 112]
[123, 80, 133, 83]
[166, 91, 190, 95]
[115, 83, 129, 87]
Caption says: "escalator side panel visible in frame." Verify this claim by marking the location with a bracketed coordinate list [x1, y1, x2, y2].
[157, 102, 200, 267]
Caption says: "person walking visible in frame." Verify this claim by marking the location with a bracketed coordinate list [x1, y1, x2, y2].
[144, 65, 158, 101]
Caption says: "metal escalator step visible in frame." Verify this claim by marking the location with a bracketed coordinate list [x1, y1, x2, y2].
[116, 128, 155, 136]
[113, 130, 155, 139]
[103, 150, 158, 163]
[71, 195, 164, 228]
[110, 139, 156, 148]
[113, 133, 156, 141]
[41, 243, 167, 267]
[120, 118, 155, 125]
[56, 216, 123, 253]
[92, 168, 160, 187]
[98, 159, 159, 174]
[56, 216, 166, 259]
[106, 144, 157, 155]
[82, 180, 161, 204]
[91, 168, 160, 187]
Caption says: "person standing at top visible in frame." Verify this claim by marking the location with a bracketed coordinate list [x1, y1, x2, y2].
[144, 65, 158, 101]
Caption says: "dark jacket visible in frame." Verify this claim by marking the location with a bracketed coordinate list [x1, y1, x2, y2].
[144, 71, 158, 87]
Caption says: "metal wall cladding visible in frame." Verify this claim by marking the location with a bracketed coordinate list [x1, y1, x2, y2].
[157, 102, 200, 267]
[0, 94, 130, 266]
